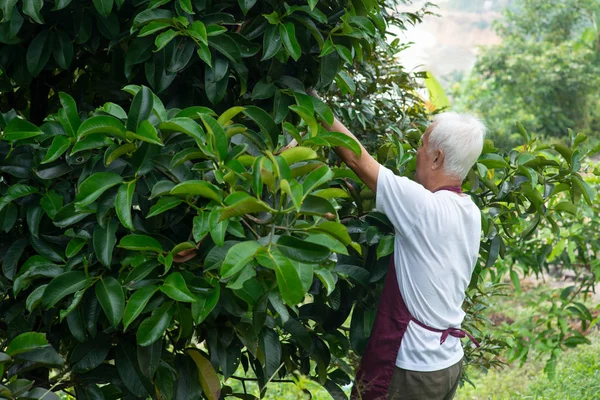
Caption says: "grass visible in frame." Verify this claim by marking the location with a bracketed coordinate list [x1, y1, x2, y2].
[455, 331, 600, 400]
[456, 279, 600, 400]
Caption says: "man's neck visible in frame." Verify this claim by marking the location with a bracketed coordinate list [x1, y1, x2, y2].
[427, 175, 463, 193]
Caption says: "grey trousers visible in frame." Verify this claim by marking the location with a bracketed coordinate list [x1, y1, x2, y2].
[387, 358, 463, 400]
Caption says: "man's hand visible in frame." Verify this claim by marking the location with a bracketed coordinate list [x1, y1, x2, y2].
[306, 89, 380, 192]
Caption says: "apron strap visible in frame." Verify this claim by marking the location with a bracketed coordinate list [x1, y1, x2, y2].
[410, 318, 481, 348]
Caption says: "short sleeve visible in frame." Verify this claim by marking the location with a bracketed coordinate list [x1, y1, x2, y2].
[376, 166, 432, 237]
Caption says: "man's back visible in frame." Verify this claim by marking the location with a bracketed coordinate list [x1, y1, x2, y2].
[376, 166, 481, 371]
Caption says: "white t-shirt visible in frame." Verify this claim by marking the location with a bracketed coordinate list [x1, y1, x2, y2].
[375, 166, 481, 372]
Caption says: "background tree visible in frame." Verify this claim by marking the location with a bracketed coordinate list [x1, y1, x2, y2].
[452, 0, 600, 150]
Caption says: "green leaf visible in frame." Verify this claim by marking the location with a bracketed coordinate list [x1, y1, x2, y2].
[147, 196, 183, 218]
[160, 272, 198, 302]
[187, 349, 221, 400]
[335, 70, 355, 95]
[261, 25, 281, 61]
[311, 96, 334, 125]
[116, 181, 136, 231]
[42, 271, 89, 309]
[124, 285, 158, 330]
[219, 197, 272, 221]
[66, 237, 86, 258]
[2, 118, 42, 141]
[200, 114, 228, 161]
[309, 221, 351, 245]
[77, 115, 126, 139]
[302, 164, 333, 195]
[376, 235, 394, 259]
[137, 301, 175, 346]
[193, 212, 210, 242]
[107, 143, 133, 167]
[127, 85, 154, 132]
[75, 172, 122, 207]
[41, 135, 70, 164]
[314, 267, 336, 296]
[217, 106, 246, 126]
[280, 179, 302, 211]
[243, 106, 278, 149]
[191, 285, 220, 324]
[95, 277, 125, 329]
[6, 332, 47, 356]
[26, 30, 52, 76]
[189, 21, 208, 45]
[118, 234, 163, 253]
[94, 219, 118, 267]
[115, 342, 152, 397]
[26, 284, 47, 312]
[159, 118, 206, 142]
[71, 337, 111, 373]
[220, 241, 261, 278]
[53, 30, 73, 69]
[238, 0, 257, 15]
[209, 208, 228, 246]
[299, 194, 336, 217]
[208, 34, 241, 64]
[335, 44, 352, 65]
[155, 29, 179, 52]
[256, 250, 305, 306]
[280, 22, 301, 61]
[139, 20, 172, 37]
[170, 180, 222, 203]
[93, 0, 113, 17]
[424, 71, 450, 110]
[276, 236, 330, 263]
[315, 131, 361, 155]
[23, 0, 44, 24]
[71, 133, 113, 155]
[40, 191, 63, 220]
[132, 120, 163, 145]
[289, 105, 318, 137]
[308, 0, 318, 10]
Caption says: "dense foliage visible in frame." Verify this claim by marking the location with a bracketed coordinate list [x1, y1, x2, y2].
[0, 0, 598, 399]
[452, 0, 600, 149]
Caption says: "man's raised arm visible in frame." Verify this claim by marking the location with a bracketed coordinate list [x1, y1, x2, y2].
[317, 111, 380, 193]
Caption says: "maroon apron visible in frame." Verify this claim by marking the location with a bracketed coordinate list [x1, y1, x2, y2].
[351, 186, 480, 400]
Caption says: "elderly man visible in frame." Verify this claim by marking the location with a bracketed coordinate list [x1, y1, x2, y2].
[318, 110, 485, 400]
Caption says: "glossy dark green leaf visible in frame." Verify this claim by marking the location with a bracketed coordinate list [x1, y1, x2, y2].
[276, 235, 330, 263]
[5, 332, 47, 356]
[127, 85, 154, 132]
[147, 196, 183, 218]
[191, 284, 220, 324]
[116, 181, 136, 230]
[26, 284, 47, 312]
[71, 336, 111, 373]
[280, 22, 301, 61]
[93, 0, 113, 17]
[53, 30, 73, 69]
[208, 34, 241, 63]
[238, 0, 257, 15]
[220, 241, 261, 278]
[256, 250, 304, 306]
[95, 277, 125, 328]
[14, 345, 64, 367]
[261, 24, 281, 61]
[259, 329, 281, 380]
[2, 117, 42, 141]
[160, 272, 198, 302]
[23, 0, 44, 24]
[41, 135, 70, 164]
[171, 180, 222, 202]
[208, 208, 228, 246]
[118, 234, 163, 253]
[137, 301, 175, 346]
[3, 238, 28, 280]
[75, 172, 122, 207]
[42, 271, 89, 309]
[243, 106, 278, 149]
[137, 339, 162, 380]
[71, 133, 113, 155]
[193, 212, 210, 242]
[26, 30, 52, 76]
[123, 285, 158, 330]
[201, 114, 228, 160]
[77, 116, 126, 140]
[115, 342, 152, 397]
[93, 219, 118, 267]
[155, 29, 179, 52]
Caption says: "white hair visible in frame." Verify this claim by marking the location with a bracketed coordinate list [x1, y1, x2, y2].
[428, 112, 486, 180]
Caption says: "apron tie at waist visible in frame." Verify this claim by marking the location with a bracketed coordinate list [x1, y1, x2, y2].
[410, 318, 481, 348]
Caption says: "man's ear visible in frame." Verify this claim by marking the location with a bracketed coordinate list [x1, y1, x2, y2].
[432, 149, 444, 170]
